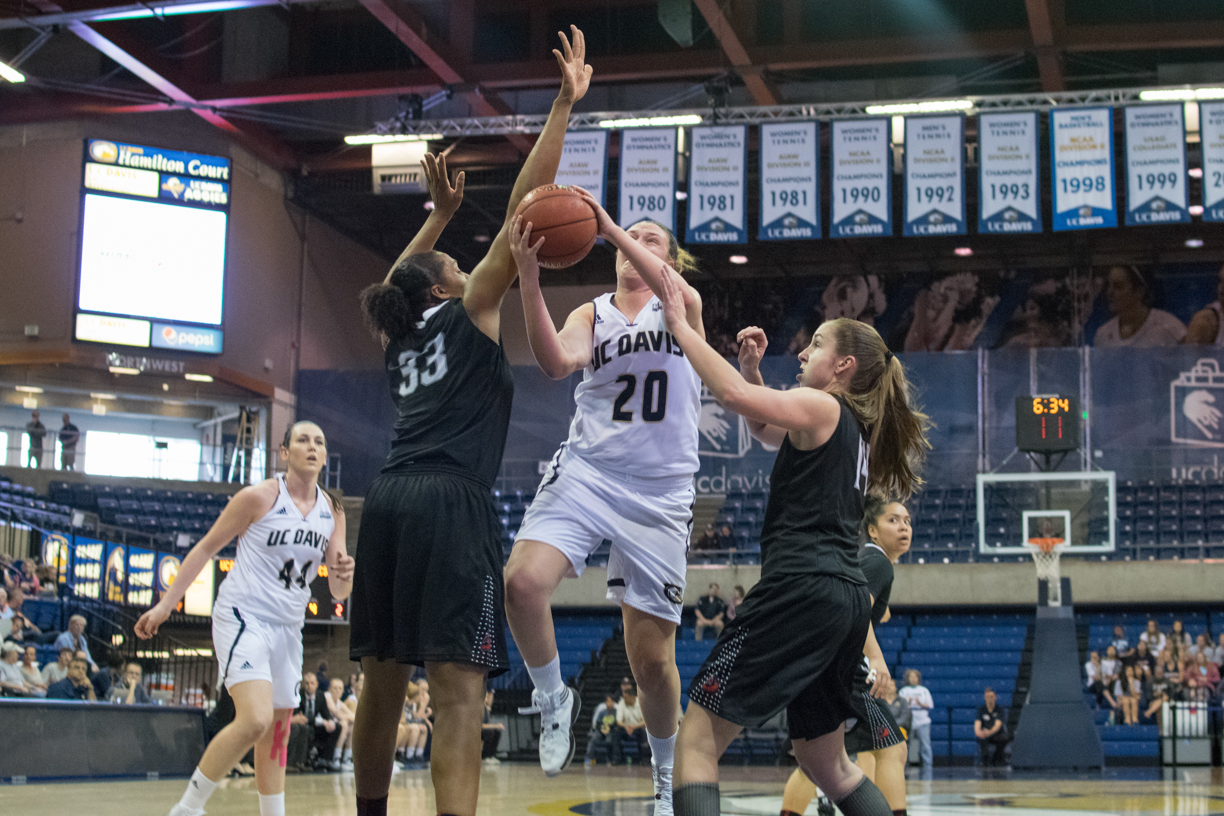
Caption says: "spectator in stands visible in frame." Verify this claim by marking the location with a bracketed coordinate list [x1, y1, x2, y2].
[397, 681, 430, 769]
[1190, 633, 1211, 659]
[1184, 263, 1224, 344]
[287, 672, 319, 773]
[694, 583, 727, 641]
[898, 669, 934, 773]
[1170, 620, 1192, 652]
[1118, 665, 1143, 725]
[20, 645, 46, 696]
[480, 688, 505, 764]
[584, 690, 623, 767]
[883, 677, 911, 742]
[1209, 634, 1224, 666]
[1084, 651, 1116, 709]
[1143, 664, 1172, 723]
[1100, 645, 1122, 694]
[0, 586, 11, 620]
[25, 410, 45, 469]
[1190, 651, 1219, 692]
[312, 673, 339, 770]
[45, 656, 96, 701]
[91, 654, 121, 700]
[325, 677, 354, 769]
[1110, 625, 1134, 660]
[58, 414, 80, 471]
[726, 585, 744, 621]
[316, 660, 330, 691]
[15, 561, 39, 596]
[41, 647, 72, 686]
[54, 615, 96, 671]
[35, 566, 57, 597]
[0, 642, 33, 695]
[1140, 620, 1168, 656]
[716, 524, 733, 549]
[974, 687, 1008, 767]
[1129, 640, 1156, 676]
[115, 661, 153, 705]
[693, 524, 719, 552]
[1159, 649, 1183, 697]
[1093, 266, 1186, 347]
[615, 677, 649, 761]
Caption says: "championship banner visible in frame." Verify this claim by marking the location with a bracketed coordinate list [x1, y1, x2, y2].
[40, 531, 71, 584]
[1202, 102, 1224, 222]
[104, 542, 126, 603]
[1050, 107, 1117, 231]
[554, 130, 608, 206]
[830, 119, 892, 237]
[758, 122, 819, 240]
[903, 115, 965, 236]
[126, 545, 155, 607]
[618, 128, 677, 231]
[686, 125, 747, 243]
[978, 112, 1041, 233]
[1124, 105, 1189, 226]
[72, 537, 103, 599]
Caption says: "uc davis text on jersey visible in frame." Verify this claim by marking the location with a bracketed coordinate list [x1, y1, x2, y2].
[591, 330, 685, 372]
[265, 528, 328, 552]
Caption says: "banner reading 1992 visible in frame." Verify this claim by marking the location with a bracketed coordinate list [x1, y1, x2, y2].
[554, 130, 608, 208]
[759, 122, 819, 240]
[978, 112, 1041, 233]
[1050, 107, 1117, 231]
[1124, 105, 1189, 225]
[686, 125, 747, 244]
[1201, 102, 1224, 222]
[617, 128, 677, 231]
[903, 115, 965, 236]
[831, 119, 891, 237]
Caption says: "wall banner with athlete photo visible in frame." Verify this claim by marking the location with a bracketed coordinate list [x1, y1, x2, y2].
[686, 125, 747, 244]
[830, 119, 892, 237]
[554, 130, 608, 206]
[1050, 107, 1117, 231]
[978, 112, 1041, 233]
[903, 115, 965, 236]
[1124, 104, 1190, 226]
[1201, 102, 1224, 222]
[617, 127, 677, 232]
[758, 122, 819, 241]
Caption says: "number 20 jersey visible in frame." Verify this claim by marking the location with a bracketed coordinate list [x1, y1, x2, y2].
[564, 293, 701, 479]
[215, 476, 335, 625]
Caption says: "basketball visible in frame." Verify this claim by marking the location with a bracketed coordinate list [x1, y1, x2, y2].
[513, 184, 598, 268]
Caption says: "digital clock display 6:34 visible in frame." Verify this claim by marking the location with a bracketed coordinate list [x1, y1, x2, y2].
[1015, 395, 1080, 452]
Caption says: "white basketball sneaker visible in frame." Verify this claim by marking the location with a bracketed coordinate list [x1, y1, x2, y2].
[519, 685, 580, 776]
[651, 760, 674, 816]
[166, 805, 206, 816]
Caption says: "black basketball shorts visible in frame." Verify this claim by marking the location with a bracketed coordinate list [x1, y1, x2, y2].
[843, 677, 904, 755]
[687, 571, 870, 741]
[349, 469, 509, 676]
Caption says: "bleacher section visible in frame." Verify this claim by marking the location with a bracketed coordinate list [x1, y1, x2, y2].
[492, 611, 619, 691]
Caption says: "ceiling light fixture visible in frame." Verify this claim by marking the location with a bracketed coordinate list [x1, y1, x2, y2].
[0, 61, 26, 83]
[92, 403, 106, 415]
[344, 133, 442, 145]
[90, 0, 258, 21]
[14, 385, 43, 393]
[473, 233, 491, 243]
[954, 247, 974, 257]
[865, 99, 974, 115]
[90, 392, 116, 400]
[598, 114, 703, 129]
[1190, 205, 1205, 215]
[109, 366, 140, 375]
[729, 255, 748, 264]
[184, 373, 213, 383]
[1186, 238, 1205, 248]
[1189, 168, 1203, 179]
[1139, 87, 1224, 102]
[676, 191, 688, 200]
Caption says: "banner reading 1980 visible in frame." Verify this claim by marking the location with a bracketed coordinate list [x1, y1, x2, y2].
[978, 112, 1041, 233]
[1050, 107, 1117, 231]
[1202, 102, 1224, 223]
[903, 115, 965, 236]
[686, 125, 747, 244]
[831, 119, 891, 237]
[554, 130, 608, 208]
[759, 122, 819, 240]
[1124, 104, 1189, 225]
[617, 128, 677, 231]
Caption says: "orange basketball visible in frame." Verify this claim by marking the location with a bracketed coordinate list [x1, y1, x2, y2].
[513, 184, 598, 269]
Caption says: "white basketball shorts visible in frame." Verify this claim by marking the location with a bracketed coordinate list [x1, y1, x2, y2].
[514, 449, 695, 624]
[212, 603, 304, 710]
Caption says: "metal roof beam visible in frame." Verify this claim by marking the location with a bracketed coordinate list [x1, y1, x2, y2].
[1024, 0, 1065, 91]
[693, 0, 779, 106]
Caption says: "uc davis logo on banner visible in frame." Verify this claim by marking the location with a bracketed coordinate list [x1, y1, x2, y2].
[698, 386, 752, 459]
[41, 533, 71, 583]
[1171, 359, 1224, 447]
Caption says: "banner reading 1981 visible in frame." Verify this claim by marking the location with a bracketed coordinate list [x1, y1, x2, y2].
[617, 128, 677, 231]
[1201, 102, 1224, 222]
[554, 130, 608, 208]
[978, 112, 1040, 233]
[903, 115, 965, 236]
[831, 119, 891, 237]
[759, 122, 819, 240]
[1124, 105, 1189, 225]
[686, 125, 747, 244]
[1050, 107, 1117, 231]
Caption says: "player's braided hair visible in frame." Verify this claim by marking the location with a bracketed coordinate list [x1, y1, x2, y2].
[629, 219, 698, 274]
[360, 251, 449, 342]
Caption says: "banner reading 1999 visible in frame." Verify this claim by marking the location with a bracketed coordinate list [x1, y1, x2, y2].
[617, 128, 677, 231]
[978, 112, 1041, 233]
[1050, 107, 1117, 231]
[686, 125, 747, 244]
[903, 115, 965, 236]
[1201, 102, 1224, 223]
[1124, 104, 1189, 225]
[831, 119, 891, 237]
[759, 122, 819, 240]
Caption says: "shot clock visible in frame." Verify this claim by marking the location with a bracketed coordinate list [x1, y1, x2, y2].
[1016, 395, 1080, 452]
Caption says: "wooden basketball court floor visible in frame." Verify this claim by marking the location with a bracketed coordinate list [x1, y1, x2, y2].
[5, 763, 1223, 815]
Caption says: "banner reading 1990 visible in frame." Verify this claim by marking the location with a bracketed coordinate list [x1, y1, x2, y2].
[686, 125, 747, 244]
[1050, 107, 1117, 231]
[554, 130, 608, 208]
[831, 119, 891, 237]
[1201, 102, 1224, 223]
[759, 122, 819, 240]
[903, 115, 965, 236]
[1124, 104, 1189, 225]
[617, 128, 677, 231]
[978, 112, 1040, 233]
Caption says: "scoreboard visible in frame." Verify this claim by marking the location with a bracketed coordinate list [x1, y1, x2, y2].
[1015, 395, 1080, 452]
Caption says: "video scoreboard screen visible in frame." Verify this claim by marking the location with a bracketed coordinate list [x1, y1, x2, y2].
[74, 139, 229, 355]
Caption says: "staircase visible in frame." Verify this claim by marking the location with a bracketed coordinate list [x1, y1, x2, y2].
[690, 494, 726, 545]
[573, 627, 632, 760]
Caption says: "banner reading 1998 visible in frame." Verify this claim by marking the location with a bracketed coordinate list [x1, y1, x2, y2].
[554, 130, 608, 208]
[617, 128, 677, 231]
[1201, 102, 1224, 222]
[759, 122, 819, 240]
[1050, 107, 1117, 231]
[831, 119, 891, 237]
[686, 125, 747, 244]
[1124, 105, 1189, 225]
[978, 112, 1041, 233]
[903, 115, 965, 236]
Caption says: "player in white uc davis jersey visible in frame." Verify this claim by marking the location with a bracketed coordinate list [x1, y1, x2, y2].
[136, 421, 353, 816]
[504, 193, 704, 812]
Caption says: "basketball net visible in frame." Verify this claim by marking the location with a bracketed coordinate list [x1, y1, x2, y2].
[1025, 538, 1066, 607]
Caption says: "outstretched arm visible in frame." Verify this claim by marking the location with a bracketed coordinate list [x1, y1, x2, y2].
[512, 216, 594, 378]
[464, 26, 592, 340]
[383, 153, 465, 285]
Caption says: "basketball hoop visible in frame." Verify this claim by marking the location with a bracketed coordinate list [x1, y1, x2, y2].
[1025, 538, 1067, 606]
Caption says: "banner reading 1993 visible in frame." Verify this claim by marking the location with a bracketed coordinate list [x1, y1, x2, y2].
[1201, 102, 1224, 222]
[759, 122, 819, 240]
[1124, 104, 1189, 225]
[978, 112, 1041, 233]
[1050, 107, 1117, 231]
[903, 115, 965, 236]
[686, 125, 747, 244]
[831, 119, 891, 237]
[554, 130, 608, 208]
[617, 128, 677, 231]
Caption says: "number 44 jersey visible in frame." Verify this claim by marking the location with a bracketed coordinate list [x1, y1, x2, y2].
[565, 293, 701, 478]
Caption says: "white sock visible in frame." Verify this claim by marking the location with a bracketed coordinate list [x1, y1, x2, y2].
[333, 747, 342, 761]
[178, 767, 218, 811]
[526, 655, 565, 699]
[258, 792, 286, 816]
[411, 747, 421, 759]
[647, 730, 676, 769]
[342, 748, 352, 762]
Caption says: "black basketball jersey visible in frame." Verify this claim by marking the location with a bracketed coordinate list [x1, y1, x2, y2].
[381, 299, 514, 487]
[758, 399, 868, 583]
[860, 543, 894, 625]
